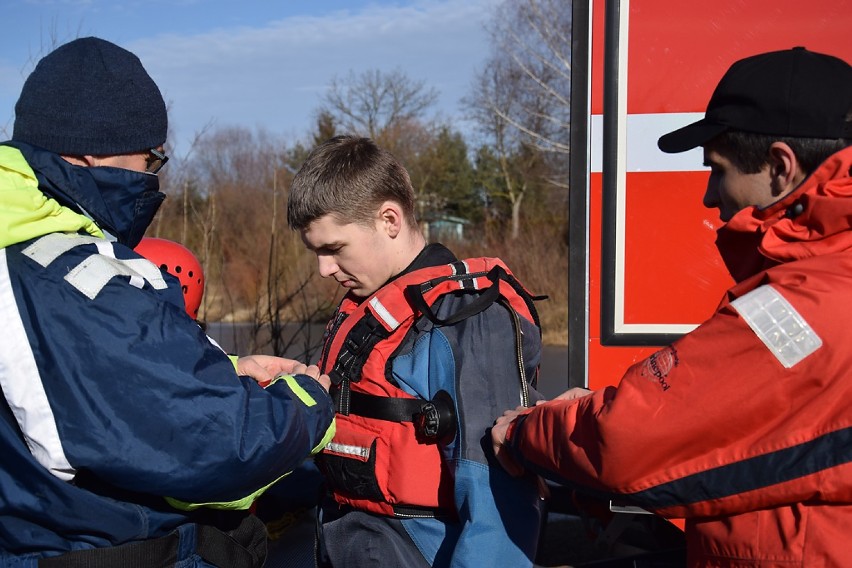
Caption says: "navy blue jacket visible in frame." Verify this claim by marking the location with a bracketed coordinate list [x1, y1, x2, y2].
[0, 143, 335, 565]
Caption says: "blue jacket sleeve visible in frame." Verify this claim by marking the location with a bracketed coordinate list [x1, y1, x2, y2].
[15, 242, 335, 506]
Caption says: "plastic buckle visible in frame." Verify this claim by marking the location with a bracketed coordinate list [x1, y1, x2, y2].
[415, 402, 441, 438]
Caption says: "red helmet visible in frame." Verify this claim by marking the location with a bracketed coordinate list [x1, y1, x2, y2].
[135, 237, 205, 319]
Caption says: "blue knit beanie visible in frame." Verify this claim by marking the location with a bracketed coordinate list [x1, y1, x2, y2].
[13, 37, 167, 156]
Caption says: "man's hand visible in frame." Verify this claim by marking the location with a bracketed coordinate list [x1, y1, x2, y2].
[491, 406, 527, 477]
[290, 361, 332, 392]
[237, 355, 331, 392]
[492, 388, 594, 477]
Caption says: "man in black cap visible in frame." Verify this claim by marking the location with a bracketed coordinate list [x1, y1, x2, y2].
[0, 37, 335, 566]
[491, 47, 852, 566]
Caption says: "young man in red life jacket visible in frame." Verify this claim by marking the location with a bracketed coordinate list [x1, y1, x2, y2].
[492, 47, 852, 567]
[287, 135, 546, 568]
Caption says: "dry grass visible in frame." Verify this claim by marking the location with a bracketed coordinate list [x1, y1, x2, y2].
[448, 225, 568, 346]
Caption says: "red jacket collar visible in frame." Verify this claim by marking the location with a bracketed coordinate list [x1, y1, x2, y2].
[716, 146, 852, 282]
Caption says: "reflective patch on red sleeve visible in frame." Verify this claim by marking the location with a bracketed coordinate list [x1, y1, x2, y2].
[731, 285, 822, 368]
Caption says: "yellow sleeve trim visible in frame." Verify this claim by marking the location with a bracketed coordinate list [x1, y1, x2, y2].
[313, 418, 336, 455]
[165, 470, 293, 512]
[228, 354, 239, 371]
[266, 374, 335, 452]
[164, 376, 336, 511]
[282, 374, 318, 407]
[164, 414, 336, 511]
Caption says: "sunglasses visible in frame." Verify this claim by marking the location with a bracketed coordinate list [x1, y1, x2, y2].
[146, 148, 169, 174]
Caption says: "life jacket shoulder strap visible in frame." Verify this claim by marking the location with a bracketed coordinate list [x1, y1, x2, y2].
[325, 256, 544, 393]
[405, 260, 543, 327]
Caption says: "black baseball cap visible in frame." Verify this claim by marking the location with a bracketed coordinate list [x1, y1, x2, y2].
[658, 47, 852, 154]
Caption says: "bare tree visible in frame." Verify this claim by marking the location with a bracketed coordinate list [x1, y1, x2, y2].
[464, 0, 571, 238]
[320, 68, 439, 139]
[483, 0, 572, 158]
[468, 57, 538, 239]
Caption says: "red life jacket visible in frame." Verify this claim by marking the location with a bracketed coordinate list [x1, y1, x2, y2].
[316, 258, 542, 518]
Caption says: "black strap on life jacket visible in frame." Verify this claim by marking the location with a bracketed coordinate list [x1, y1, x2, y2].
[328, 313, 390, 387]
[406, 264, 546, 328]
[38, 514, 267, 568]
[331, 389, 457, 442]
[331, 389, 420, 421]
[405, 264, 504, 326]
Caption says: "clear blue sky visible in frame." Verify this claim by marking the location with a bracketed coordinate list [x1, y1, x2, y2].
[1, 0, 499, 156]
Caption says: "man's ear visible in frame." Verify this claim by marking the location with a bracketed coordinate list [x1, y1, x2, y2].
[768, 142, 805, 197]
[60, 154, 97, 168]
[377, 201, 404, 238]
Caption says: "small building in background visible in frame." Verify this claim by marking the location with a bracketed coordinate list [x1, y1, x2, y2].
[423, 215, 470, 243]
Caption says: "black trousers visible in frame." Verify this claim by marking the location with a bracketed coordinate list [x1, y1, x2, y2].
[316, 504, 431, 568]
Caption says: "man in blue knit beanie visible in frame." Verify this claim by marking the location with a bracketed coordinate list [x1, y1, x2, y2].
[13, 37, 169, 160]
[0, 37, 335, 567]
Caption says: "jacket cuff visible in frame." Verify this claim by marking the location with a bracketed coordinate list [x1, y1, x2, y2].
[505, 413, 526, 447]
